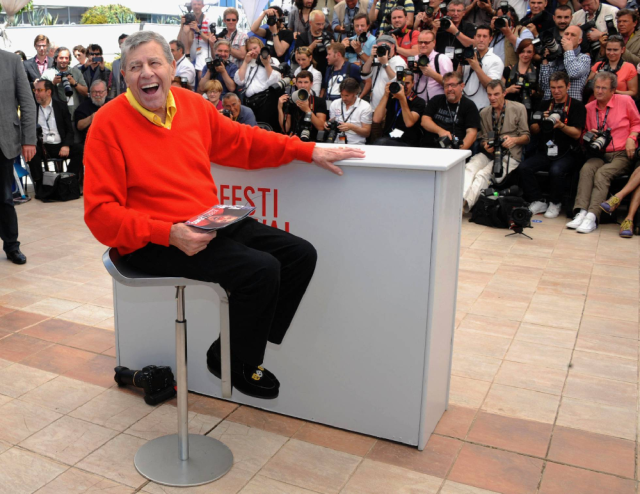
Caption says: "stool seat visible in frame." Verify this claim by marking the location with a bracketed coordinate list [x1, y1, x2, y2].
[103, 247, 233, 487]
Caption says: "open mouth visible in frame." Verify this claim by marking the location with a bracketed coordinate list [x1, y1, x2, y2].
[141, 83, 160, 95]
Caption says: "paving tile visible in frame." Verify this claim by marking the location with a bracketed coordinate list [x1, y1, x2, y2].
[584, 299, 639, 322]
[563, 372, 637, 410]
[34, 467, 135, 494]
[261, 439, 361, 494]
[76, 434, 147, 489]
[467, 411, 553, 457]
[21, 375, 105, 414]
[451, 352, 502, 382]
[574, 333, 638, 360]
[522, 306, 581, 330]
[341, 459, 442, 494]
[556, 397, 636, 440]
[570, 350, 638, 383]
[227, 406, 305, 437]
[481, 384, 560, 424]
[69, 388, 155, 432]
[0, 362, 57, 398]
[434, 405, 477, 439]
[59, 327, 115, 353]
[514, 323, 577, 349]
[185, 393, 239, 418]
[505, 340, 572, 371]
[292, 422, 376, 457]
[18, 318, 88, 343]
[0, 333, 52, 362]
[0, 399, 62, 444]
[64, 354, 117, 388]
[57, 304, 114, 326]
[468, 298, 527, 322]
[494, 361, 566, 395]
[453, 330, 512, 359]
[457, 313, 520, 338]
[536, 278, 589, 297]
[0, 447, 68, 494]
[539, 462, 636, 494]
[207, 420, 288, 475]
[0, 310, 49, 332]
[0, 291, 42, 310]
[125, 404, 222, 440]
[440, 481, 503, 494]
[449, 376, 491, 409]
[592, 263, 639, 280]
[547, 425, 635, 478]
[448, 443, 543, 494]
[239, 475, 321, 494]
[20, 415, 118, 466]
[52, 284, 112, 304]
[20, 344, 95, 374]
[367, 434, 462, 478]
[22, 297, 83, 317]
[142, 467, 254, 493]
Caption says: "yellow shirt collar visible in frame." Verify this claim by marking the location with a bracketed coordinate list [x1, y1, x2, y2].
[125, 88, 177, 129]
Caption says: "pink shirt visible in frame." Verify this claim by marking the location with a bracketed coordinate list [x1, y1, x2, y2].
[413, 50, 454, 102]
[585, 94, 640, 153]
[36, 57, 48, 75]
[591, 61, 636, 92]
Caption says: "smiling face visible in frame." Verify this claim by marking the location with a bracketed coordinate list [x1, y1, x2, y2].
[554, 9, 572, 30]
[605, 40, 624, 62]
[216, 44, 230, 60]
[529, 0, 546, 15]
[56, 49, 70, 70]
[519, 45, 534, 64]
[223, 97, 241, 119]
[391, 9, 406, 29]
[122, 41, 176, 117]
[224, 13, 238, 31]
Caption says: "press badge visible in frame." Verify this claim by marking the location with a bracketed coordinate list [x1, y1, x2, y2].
[45, 134, 56, 144]
[390, 129, 404, 138]
[445, 46, 455, 59]
[547, 140, 558, 157]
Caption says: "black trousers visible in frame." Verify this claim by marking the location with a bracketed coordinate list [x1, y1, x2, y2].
[0, 149, 19, 254]
[518, 152, 575, 204]
[29, 143, 63, 184]
[127, 218, 317, 366]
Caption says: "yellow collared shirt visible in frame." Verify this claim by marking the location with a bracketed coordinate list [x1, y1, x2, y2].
[125, 88, 177, 129]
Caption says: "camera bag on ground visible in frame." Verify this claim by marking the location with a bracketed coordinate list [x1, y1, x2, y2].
[470, 194, 528, 229]
[40, 171, 81, 202]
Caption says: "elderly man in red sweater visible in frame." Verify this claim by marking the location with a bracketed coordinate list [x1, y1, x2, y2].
[84, 31, 364, 400]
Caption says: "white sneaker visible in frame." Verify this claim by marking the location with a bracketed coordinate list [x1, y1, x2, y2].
[576, 213, 598, 234]
[529, 201, 548, 215]
[566, 209, 587, 229]
[544, 203, 562, 219]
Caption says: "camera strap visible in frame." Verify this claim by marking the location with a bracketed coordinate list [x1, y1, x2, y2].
[39, 105, 53, 133]
[447, 101, 460, 135]
[548, 97, 571, 125]
[596, 106, 610, 132]
[341, 99, 359, 123]
[492, 101, 506, 134]
[245, 65, 259, 89]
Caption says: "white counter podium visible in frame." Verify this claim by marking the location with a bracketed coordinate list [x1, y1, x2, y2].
[112, 145, 470, 450]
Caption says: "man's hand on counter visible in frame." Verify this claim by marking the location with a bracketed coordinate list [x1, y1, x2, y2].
[311, 146, 366, 176]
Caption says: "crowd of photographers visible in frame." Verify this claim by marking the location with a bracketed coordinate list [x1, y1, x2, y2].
[14, 0, 640, 237]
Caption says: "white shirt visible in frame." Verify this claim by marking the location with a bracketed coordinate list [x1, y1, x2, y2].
[329, 97, 372, 144]
[38, 102, 61, 145]
[462, 48, 504, 111]
[365, 55, 407, 111]
[294, 65, 322, 96]
[571, 4, 619, 33]
[413, 51, 454, 103]
[234, 58, 281, 97]
[175, 55, 196, 89]
[190, 13, 215, 71]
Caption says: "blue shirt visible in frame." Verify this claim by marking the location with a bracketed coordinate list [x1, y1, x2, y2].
[201, 61, 239, 95]
[237, 105, 258, 127]
[344, 33, 376, 64]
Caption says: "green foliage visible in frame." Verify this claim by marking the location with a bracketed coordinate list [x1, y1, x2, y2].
[2, 0, 33, 26]
[27, 8, 57, 25]
[80, 4, 139, 24]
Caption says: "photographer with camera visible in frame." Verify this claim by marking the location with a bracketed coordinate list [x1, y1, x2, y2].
[462, 80, 530, 211]
[333, 0, 369, 41]
[342, 13, 376, 64]
[412, 30, 453, 102]
[326, 77, 372, 143]
[463, 0, 494, 27]
[198, 40, 238, 95]
[457, 25, 505, 111]
[539, 26, 591, 101]
[489, 5, 522, 68]
[421, 71, 480, 149]
[502, 39, 539, 114]
[72, 45, 87, 71]
[361, 35, 407, 113]
[41, 46, 88, 118]
[538, 4, 572, 55]
[517, 72, 586, 218]
[178, 0, 214, 72]
[388, 7, 419, 64]
[618, 9, 640, 66]
[29, 79, 74, 198]
[369, 0, 415, 34]
[83, 44, 111, 89]
[570, 0, 619, 50]
[587, 35, 638, 98]
[293, 47, 323, 95]
[322, 43, 363, 101]
[290, 0, 319, 42]
[170, 40, 196, 90]
[372, 70, 425, 146]
[567, 71, 640, 234]
[520, 0, 554, 37]
[296, 10, 335, 78]
[433, 0, 476, 63]
[250, 7, 295, 60]
[214, 8, 248, 66]
[222, 93, 258, 126]
[278, 70, 328, 140]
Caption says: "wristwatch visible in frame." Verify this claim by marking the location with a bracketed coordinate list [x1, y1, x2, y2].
[71, 83, 78, 88]
[454, 30, 461, 37]
[382, 63, 389, 68]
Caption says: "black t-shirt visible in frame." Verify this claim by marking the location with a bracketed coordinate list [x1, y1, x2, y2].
[435, 21, 476, 60]
[520, 10, 555, 34]
[290, 95, 328, 142]
[534, 97, 586, 158]
[74, 97, 111, 141]
[264, 27, 294, 58]
[296, 29, 333, 77]
[421, 94, 480, 147]
[383, 94, 426, 146]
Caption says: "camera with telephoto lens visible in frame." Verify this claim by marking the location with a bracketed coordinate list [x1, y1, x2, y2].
[515, 72, 537, 110]
[317, 119, 341, 143]
[291, 88, 309, 104]
[495, 16, 510, 30]
[56, 71, 73, 97]
[299, 112, 313, 142]
[538, 31, 562, 61]
[267, 13, 277, 26]
[440, 15, 453, 30]
[531, 108, 565, 132]
[315, 31, 333, 54]
[114, 365, 176, 406]
[425, 0, 435, 15]
[605, 14, 618, 36]
[344, 22, 355, 38]
[222, 109, 232, 118]
[389, 68, 406, 94]
[270, 76, 292, 92]
[581, 20, 601, 52]
[583, 129, 612, 154]
[438, 135, 461, 149]
[523, 12, 545, 28]
[346, 31, 369, 53]
[482, 185, 533, 234]
[282, 10, 290, 27]
[486, 130, 507, 176]
[454, 46, 476, 65]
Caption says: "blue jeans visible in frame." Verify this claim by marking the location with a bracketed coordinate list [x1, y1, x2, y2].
[518, 152, 575, 204]
[0, 150, 19, 253]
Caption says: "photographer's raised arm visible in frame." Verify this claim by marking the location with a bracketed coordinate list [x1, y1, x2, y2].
[178, 17, 195, 52]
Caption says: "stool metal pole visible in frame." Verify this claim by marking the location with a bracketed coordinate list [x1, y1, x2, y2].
[175, 286, 189, 461]
[219, 295, 232, 398]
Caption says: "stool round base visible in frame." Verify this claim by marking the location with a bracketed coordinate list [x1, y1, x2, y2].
[134, 434, 234, 487]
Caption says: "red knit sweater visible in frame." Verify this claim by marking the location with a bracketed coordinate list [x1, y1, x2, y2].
[84, 88, 315, 254]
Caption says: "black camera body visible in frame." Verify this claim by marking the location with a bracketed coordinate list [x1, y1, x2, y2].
[605, 14, 618, 36]
[267, 14, 277, 26]
[438, 135, 461, 149]
[583, 129, 612, 154]
[440, 15, 453, 30]
[408, 55, 429, 72]
[299, 111, 313, 142]
[317, 120, 341, 143]
[57, 71, 73, 97]
[184, 11, 197, 24]
[532, 108, 565, 132]
[222, 109, 232, 118]
[346, 32, 369, 53]
[515, 72, 537, 110]
[315, 31, 333, 53]
[389, 68, 406, 94]
[581, 20, 601, 52]
[495, 16, 510, 30]
[454, 46, 476, 65]
[114, 365, 176, 406]
[376, 44, 389, 58]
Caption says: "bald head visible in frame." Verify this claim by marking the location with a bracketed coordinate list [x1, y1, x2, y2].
[563, 25, 583, 49]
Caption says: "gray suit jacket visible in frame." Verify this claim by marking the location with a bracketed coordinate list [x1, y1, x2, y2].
[23, 55, 53, 87]
[108, 58, 126, 99]
[0, 50, 37, 159]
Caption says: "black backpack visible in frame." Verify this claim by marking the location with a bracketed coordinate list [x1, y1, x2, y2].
[40, 171, 81, 202]
[470, 195, 528, 229]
